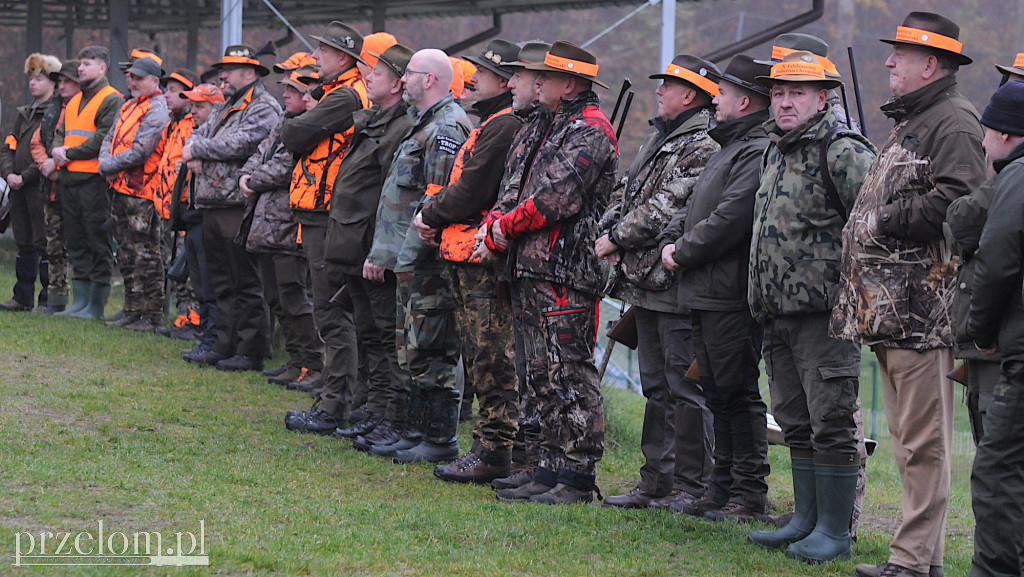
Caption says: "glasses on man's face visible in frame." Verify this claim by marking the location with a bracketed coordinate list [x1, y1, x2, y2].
[405, 69, 430, 77]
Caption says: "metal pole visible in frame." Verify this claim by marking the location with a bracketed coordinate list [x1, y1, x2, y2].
[661, 0, 675, 68]
[221, 0, 243, 53]
[109, 0, 129, 94]
[187, 0, 199, 70]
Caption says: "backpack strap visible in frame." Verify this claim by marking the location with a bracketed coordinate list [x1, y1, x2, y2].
[819, 124, 848, 223]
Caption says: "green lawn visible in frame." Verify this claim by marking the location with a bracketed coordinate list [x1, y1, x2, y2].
[0, 236, 975, 576]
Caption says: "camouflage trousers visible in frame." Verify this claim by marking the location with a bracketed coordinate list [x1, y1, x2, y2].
[111, 194, 164, 320]
[43, 200, 69, 306]
[513, 277, 604, 486]
[396, 269, 460, 395]
[447, 262, 518, 465]
[161, 220, 198, 318]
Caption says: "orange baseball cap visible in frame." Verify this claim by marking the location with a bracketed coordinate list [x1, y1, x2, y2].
[361, 33, 397, 68]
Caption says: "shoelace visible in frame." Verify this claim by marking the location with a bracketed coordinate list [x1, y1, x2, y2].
[454, 453, 481, 471]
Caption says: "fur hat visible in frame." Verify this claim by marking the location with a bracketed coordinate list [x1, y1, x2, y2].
[25, 53, 61, 77]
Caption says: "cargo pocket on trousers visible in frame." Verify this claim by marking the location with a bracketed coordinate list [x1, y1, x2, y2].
[817, 361, 860, 421]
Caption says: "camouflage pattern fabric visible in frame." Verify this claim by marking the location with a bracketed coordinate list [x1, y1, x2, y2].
[111, 194, 164, 320]
[396, 271, 460, 393]
[242, 114, 301, 255]
[43, 200, 68, 303]
[831, 76, 985, 350]
[601, 107, 718, 306]
[187, 82, 282, 208]
[447, 262, 518, 463]
[514, 278, 604, 479]
[748, 108, 876, 323]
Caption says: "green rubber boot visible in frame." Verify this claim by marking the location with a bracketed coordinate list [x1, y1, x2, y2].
[785, 454, 858, 563]
[749, 453, 816, 549]
[57, 279, 92, 316]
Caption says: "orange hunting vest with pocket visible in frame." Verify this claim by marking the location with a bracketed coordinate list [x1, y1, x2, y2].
[438, 105, 515, 263]
[154, 113, 194, 219]
[108, 95, 163, 201]
[63, 85, 122, 173]
[290, 68, 369, 212]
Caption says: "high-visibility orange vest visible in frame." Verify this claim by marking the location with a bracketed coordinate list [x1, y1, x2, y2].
[107, 94, 164, 201]
[439, 105, 514, 263]
[63, 85, 122, 173]
[154, 112, 194, 219]
[289, 67, 369, 212]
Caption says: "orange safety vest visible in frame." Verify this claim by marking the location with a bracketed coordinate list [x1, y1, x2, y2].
[154, 113, 194, 219]
[289, 67, 369, 212]
[63, 85, 122, 173]
[107, 94, 164, 201]
[439, 105, 514, 263]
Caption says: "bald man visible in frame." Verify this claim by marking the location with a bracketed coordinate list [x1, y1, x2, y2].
[363, 49, 473, 464]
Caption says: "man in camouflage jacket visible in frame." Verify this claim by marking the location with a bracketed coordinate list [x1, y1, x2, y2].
[181, 45, 282, 371]
[658, 55, 773, 521]
[485, 41, 618, 505]
[596, 55, 719, 511]
[744, 52, 876, 563]
[363, 49, 472, 464]
[828, 13, 986, 577]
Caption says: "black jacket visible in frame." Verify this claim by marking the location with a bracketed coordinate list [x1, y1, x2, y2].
[659, 109, 769, 311]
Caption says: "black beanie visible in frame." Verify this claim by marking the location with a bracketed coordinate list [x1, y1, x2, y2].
[981, 80, 1024, 136]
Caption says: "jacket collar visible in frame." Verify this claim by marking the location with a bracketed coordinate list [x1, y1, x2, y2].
[880, 74, 959, 122]
[994, 140, 1024, 173]
[650, 106, 705, 138]
[709, 108, 769, 146]
[553, 90, 600, 120]
[472, 91, 514, 120]
[408, 93, 455, 126]
[79, 75, 112, 101]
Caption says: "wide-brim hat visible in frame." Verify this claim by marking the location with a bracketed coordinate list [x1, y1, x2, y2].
[756, 50, 843, 89]
[880, 11, 972, 65]
[525, 40, 608, 89]
[126, 56, 162, 79]
[465, 39, 519, 80]
[119, 49, 165, 76]
[50, 59, 80, 83]
[181, 84, 226, 104]
[706, 55, 771, 97]
[502, 41, 551, 68]
[273, 51, 316, 74]
[310, 21, 367, 65]
[212, 45, 270, 77]
[996, 53, 1024, 78]
[649, 54, 721, 99]
[361, 33, 397, 69]
[161, 68, 199, 91]
[753, 33, 840, 78]
[369, 43, 415, 78]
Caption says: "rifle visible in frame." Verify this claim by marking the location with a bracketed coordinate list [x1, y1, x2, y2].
[616, 91, 634, 141]
[609, 77, 632, 125]
[847, 47, 868, 138]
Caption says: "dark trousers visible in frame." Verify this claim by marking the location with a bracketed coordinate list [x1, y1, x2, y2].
[346, 271, 403, 419]
[302, 224, 357, 418]
[635, 307, 712, 497]
[970, 359, 1024, 577]
[202, 207, 268, 358]
[8, 186, 47, 306]
[257, 252, 321, 370]
[61, 175, 114, 285]
[694, 308, 770, 509]
[183, 216, 215, 348]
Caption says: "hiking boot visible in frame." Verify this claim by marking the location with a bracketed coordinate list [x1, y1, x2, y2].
[649, 489, 700, 510]
[434, 452, 509, 484]
[854, 563, 927, 577]
[393, 440, 459, 464]
[530, 483, 593, 505]
[33, 304, 65, 314]
[183, 347, 226, 366]
[349, 404, 371, 424]
[284, 407, 339, 435]
[263, 363, 290, 378]
[106, 313, 140, 327]
[125, 317, 161, 332]
[675, 494, 727, 516]
[287, 368, 322, 392]
[367, 434, 418, 457]
[167, 324, 200, 341]
[0, 298, 32, 312]
[491, 466, 534, 490]
[334, 414, 382, 439]
[603, 486, 659, 509]
[268, 364, 303, 386]
[704, 501, 764, 523]
[216, 355, 264, 372]
[496, 480, 555, 503]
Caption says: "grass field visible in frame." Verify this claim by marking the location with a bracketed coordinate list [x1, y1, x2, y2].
[0, 235, 975, 576]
